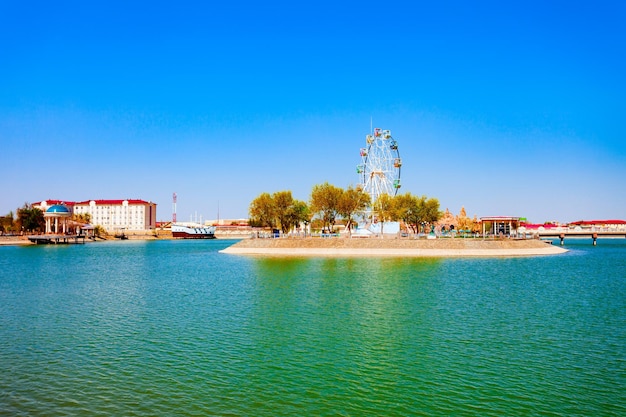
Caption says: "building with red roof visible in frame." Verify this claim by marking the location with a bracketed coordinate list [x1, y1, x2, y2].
[34, 199, 157, 232]
[567, 220, 626, 231]
[568, 220, 626, 226]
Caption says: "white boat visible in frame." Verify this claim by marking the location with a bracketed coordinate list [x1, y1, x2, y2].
[171, 224, 216, 239]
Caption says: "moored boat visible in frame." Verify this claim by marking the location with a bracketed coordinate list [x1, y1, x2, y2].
[171, 224, 216, 239]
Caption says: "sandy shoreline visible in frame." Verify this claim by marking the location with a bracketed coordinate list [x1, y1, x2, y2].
[0, 237, 32, 246]
[219, 237, 568, 257]
[0, 229, 252, 246]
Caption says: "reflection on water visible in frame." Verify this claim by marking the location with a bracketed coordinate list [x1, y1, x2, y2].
[0, 240, 624, 416]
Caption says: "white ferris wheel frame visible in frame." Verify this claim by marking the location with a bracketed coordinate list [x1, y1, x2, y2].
[358, 128, 401, 204]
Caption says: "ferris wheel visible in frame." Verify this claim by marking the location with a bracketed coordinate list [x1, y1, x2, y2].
[357, 127, 401, 203]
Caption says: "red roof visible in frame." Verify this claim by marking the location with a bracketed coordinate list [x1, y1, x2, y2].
[568, 220, 626, 225]
[520, 222, 560, 230]
[34, 199, 154, 207]
[74, 199, 154, 205]
[34, 199, 75, 206]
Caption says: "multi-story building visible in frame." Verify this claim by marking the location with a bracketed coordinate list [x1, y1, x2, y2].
[35, 199, 157, 232]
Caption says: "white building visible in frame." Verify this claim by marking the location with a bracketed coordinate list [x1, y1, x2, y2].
[74, 199, 156, 232]
[35, 199, 157, 232]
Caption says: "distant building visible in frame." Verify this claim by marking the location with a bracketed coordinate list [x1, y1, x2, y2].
[74, 200, 156, 232]
[35, 199, 157, 232]
[567, 220, 626, 230]
[205, 218, 249, 226]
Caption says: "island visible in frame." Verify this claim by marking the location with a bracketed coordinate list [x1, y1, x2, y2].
[219, 237, 568, 257]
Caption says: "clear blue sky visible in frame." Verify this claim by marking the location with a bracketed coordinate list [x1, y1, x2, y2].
[1, 1, 624, 224]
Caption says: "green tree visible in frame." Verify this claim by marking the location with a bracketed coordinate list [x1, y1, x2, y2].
[287, 199, 311, 235]
[249, 191, 310, 234]
[394, 192, 425, 234]
[273, 191, 294, 233]
[423, 197, 442, 231]
[16, 203, 44, 233]
[391, 193, 441, 235]
[373, 193, 395, 237]
[94, 225, 106, 238]
[338, 186, 370, 236]
[0, 211, 15, 234]
[273, 191, 309, 234]
[310, 182, 343, 232]
[249, 192, 276, 228]
[72, 213, 91, 224]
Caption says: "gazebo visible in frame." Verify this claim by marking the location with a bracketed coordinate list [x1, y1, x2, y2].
[44, 204, 72, 234]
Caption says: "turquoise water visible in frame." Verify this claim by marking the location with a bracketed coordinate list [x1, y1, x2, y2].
[1, 239, 624, 416]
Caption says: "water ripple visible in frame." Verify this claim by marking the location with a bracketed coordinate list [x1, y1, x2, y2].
[0, 240, 624, 415]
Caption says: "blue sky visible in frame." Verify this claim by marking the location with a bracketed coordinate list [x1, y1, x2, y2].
[1, 1, 625, 224]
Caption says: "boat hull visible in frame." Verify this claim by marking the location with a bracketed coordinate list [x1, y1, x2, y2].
[172, 231, 216, 239]
[171, 224, 216, 239]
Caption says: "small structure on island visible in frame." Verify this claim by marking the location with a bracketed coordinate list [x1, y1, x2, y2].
[480, 216, 521, 237]
[44, 204, 72, 234]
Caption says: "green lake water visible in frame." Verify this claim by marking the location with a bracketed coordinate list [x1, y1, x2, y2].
[1, 238, 624, 416]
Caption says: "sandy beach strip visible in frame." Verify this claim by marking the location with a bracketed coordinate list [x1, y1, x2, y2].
[0, 237, 32, 246]
[219, 237, 568, 257]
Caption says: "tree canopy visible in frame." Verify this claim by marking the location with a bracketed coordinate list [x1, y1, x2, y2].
[373, 193, 395, 236]
[422, 197, 442, 228]
[337, 185, 370, 235]
[309, 182, 343, 232]
[72, 213, 91, 225]
[0, 211, 15, 234]
[16, 203, 44, 233]
[287, 199, 311, 233]
[249, 191, 309, 233]
[248, 182, 443, 237]
[249, 192, 276, 228]
[389, 193, 442, 234]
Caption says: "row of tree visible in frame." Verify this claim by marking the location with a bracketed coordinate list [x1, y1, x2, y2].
[0, 204, 45, 234]
[249, 191, 310, 234]
[374, 192, 442, 235]
[248, 182, 442, 236]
